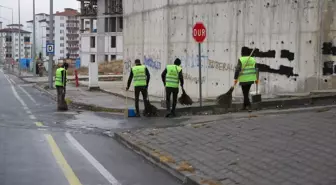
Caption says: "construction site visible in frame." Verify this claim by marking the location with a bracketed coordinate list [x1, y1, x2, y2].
[123, 0, 336, 99]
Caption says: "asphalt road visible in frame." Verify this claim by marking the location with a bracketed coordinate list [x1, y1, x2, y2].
[0, 69, 182, 185]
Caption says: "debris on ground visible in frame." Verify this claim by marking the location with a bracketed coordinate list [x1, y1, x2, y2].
[177, 161, 195, 173]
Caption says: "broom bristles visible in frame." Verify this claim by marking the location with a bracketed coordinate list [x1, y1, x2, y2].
[216, 86, 234, 106]
[179, 89, 193, 105]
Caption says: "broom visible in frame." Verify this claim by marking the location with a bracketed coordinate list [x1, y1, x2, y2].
[143, 96, 158, 117]
[178, 88, 193, 105]
[216, 48, 256, 106]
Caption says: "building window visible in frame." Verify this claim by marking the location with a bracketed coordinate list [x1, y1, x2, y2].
[60, 30, 64, 34]
[90, 36, 95, 48]
[90, 54, 95, 63]
[105, 55, 108, 62]
[5, 36, 12, 42]
[109, 17, 116, 32]
[60, 23, 64, 27]
[60, 43, 64, 47]
[111, 36, 116, 48]
[60, 16, 64, 20]
[105, 18, 109, 32]
[60, 37, 64, 40]
[60, 50, 64, 53]
[111, 55, 116, 60]
[118, 17, 123, 31]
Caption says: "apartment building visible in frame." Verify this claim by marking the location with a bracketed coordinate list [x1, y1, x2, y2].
[26, 9, 80, 61]
[0, 23, 31, 62]
[26, 13, 49, 60]
[77, 0, 123, 67]
[0, 22, 4, 63]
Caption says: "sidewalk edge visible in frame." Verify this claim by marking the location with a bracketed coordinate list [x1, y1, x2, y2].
[114, 132, 213, 185]
[33, 84, 125, 113]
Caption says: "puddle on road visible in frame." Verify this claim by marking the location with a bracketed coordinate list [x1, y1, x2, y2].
[65, 112, 126, 130]
[64, 111, 187, 132]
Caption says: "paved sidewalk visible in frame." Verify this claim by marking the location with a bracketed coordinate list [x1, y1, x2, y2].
[34, 83, 143, 112]
[115, 108, 336, 185]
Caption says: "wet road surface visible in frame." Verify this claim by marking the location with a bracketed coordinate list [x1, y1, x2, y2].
[0, 69, 182, 185]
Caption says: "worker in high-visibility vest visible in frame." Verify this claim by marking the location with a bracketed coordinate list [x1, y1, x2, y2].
[161, 58, 184, 117]
[126, 59, 151, 117]
[55, 63, 69, 111]
[234, 48, 259, 112]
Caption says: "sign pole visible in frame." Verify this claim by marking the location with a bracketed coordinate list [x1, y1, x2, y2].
[192, 22, 206, 108]
[48, 0, 53, 89]
[198, 43, 202, 107]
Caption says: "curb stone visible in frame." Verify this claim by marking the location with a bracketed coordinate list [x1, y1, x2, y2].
[33, 84, 125, 113]
[114, 132, 216, 185]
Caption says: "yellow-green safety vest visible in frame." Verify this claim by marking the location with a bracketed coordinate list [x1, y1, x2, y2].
[166, 64, 182, 88]
[238, 56, 257, 83]
[132, 65, 147, 87]
[55, 67, 67, 86]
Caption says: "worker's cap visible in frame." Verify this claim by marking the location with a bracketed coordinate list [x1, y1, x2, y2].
[174, 58, 181, 66]
[134, 59, 141, 64]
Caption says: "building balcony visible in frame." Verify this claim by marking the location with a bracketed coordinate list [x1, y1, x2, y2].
[78, 0, 98, 17]
[66, 25, 79, 29]
[66, 33, 79, 37]
[66, 20, 79, 23]
[68, 53, 79, 58]
[67, 46, 79, 50]
[66, 40, 79, 43]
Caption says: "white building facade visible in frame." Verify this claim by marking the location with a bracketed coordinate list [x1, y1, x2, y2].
[78, 0, 123, 67]
[123, 0, 336, 99]
[26, 9, 80, 61]
[0, 24, 32, 62]
[26, 13, 49, 60]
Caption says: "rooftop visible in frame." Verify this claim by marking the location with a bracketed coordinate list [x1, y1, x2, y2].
[0, 28, 31, 33]
[36, 13, 49, 16]
[7, 24, 24, 27]
[55, 8, 79, 16]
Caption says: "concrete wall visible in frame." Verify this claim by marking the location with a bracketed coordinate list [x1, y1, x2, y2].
[123, 0, 336, 99]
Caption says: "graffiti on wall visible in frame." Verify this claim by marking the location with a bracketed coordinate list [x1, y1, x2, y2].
[242, 46, 295, 61]
[144, 56, 162, 70]
[208, 59, 235, 71]
[179, 56, 234, 71]
[183, 73, 206, 84]
[257, 64, 299, 77]
[322, 61, 336, 76]
[124, 59, 132, 73]
[322, 42, 336, 76]
[322, 42, 336, 55]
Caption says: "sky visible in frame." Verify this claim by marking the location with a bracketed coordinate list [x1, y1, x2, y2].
[0, 0, 79, 29]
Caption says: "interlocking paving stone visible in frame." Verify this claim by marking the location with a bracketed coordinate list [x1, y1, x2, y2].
[118, 109, 336, 185]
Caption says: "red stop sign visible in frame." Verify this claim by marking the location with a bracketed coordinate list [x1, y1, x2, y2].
[193, 22, 206, 43]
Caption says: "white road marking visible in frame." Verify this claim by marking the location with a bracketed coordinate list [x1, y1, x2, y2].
[10, 78, 16, 84]
[65, 133, 121, 185]
[2, 71, 38, 122]
[29, 115, 36, 120]
[18, 85, 37, 104]
[3, 73, 28, 108]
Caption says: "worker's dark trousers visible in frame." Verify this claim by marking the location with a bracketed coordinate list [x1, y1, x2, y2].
[134, 86, 148, 115]
[56, 85, 66, 110]
[241, 84, 252, 108]
[166, 87, 179, 113]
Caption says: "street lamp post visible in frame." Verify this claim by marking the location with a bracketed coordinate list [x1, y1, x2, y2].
[18, 0, 21, 76]
[0, 5, 14, 67]
[32, 0, 36, 76]
[48, 0, 53, 89]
